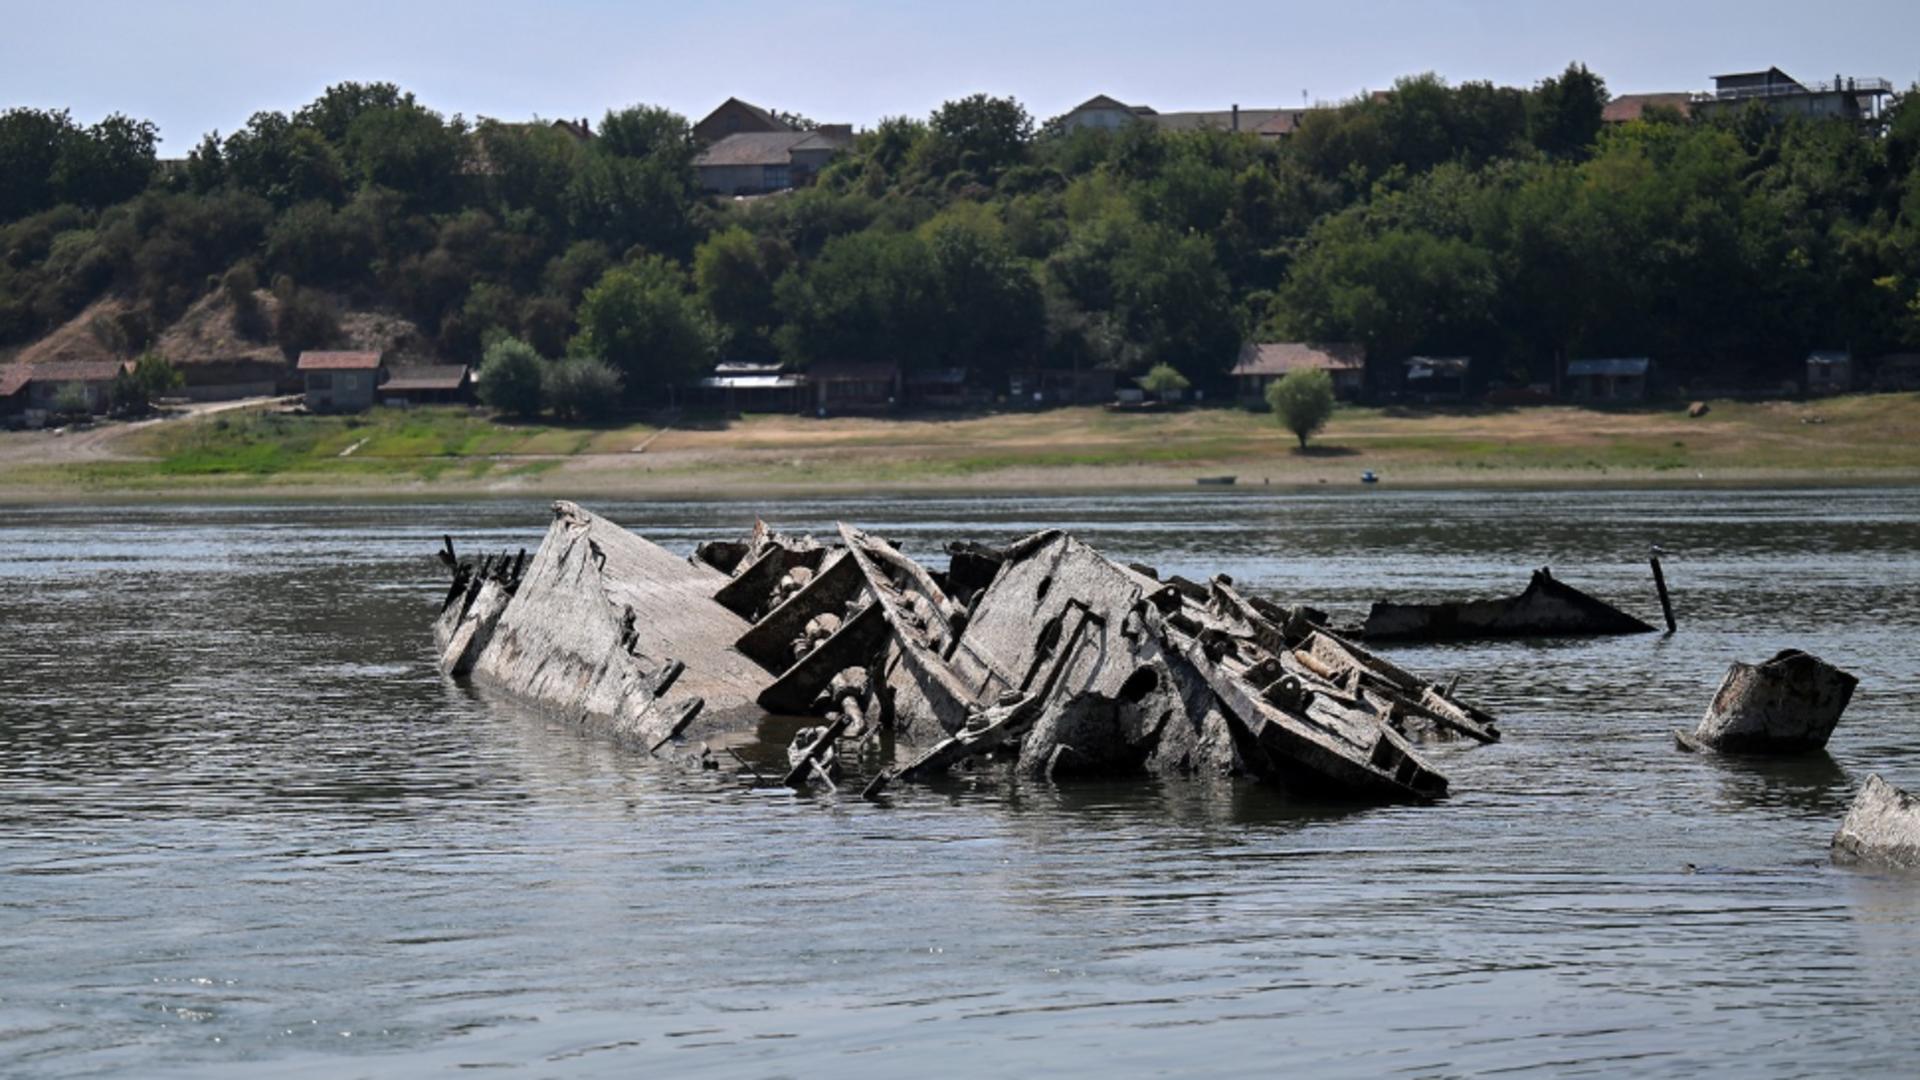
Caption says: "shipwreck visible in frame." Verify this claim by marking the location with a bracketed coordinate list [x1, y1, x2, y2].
[433, 501, 1504, 805]
[1354, 567, 1657, 643]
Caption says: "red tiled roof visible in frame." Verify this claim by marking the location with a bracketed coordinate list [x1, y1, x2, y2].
[297, 350, 382, 371]
[7, 360, 129, 387]
[0, 364, 28, 397]
[381, 365, 469, 392]
[1231, 343, 1365, 378]
[1153, 108, 1287, 134]
[1603, 93, 1694, 123]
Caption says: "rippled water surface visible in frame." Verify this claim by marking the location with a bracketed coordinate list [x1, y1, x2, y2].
[4, 489, 1920, 1077]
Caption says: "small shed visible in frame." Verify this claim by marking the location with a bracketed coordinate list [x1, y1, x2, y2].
[297, 350, 385, 413]
[696, 362, 810, 414]
[0, 360, 126, 419]
[380, 365, 471, 406]
[1231, 343, 1366, 402]
[811, 361, 900, 415]
[1403, 356, 1470, 401]
[1565, 357, 1651, 403]
[1805, 351, 1852, 395]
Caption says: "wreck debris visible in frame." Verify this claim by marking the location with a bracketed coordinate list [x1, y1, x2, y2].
[431, 538, 528, 677]
[1675, 649, 1858, 754]
[1357, 567, 1655, 642]
[448, 501, 768, 751]
[1831, 775, 1920, 868]
[711, 521, 825, 620]
[1649, 546, 1677, 634]
[435, 504, 1509, 806]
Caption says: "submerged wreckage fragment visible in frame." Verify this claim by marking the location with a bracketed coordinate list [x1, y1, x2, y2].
[1357, 567, 1655, 643]
[1831, 775, 1920, 868]
[433, 503, 1506, 804]
[1675, 649, 1858, 754]
[434, 501, 769, 749]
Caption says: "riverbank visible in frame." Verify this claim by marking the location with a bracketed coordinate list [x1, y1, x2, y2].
[3, 393, 1918, 501]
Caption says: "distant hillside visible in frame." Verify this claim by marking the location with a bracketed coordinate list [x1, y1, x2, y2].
[3, 72, 1918, 408]
[15, 287, 438, 394]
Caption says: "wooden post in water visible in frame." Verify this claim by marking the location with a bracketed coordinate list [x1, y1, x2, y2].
[1649, 547, 1676, 635]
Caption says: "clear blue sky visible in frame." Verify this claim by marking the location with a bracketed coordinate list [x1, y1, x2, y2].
[5, 0, 1918, 153]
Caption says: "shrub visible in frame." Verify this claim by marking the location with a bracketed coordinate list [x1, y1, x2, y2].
[51, 382, 94, 418]
[475, 336, 546, 418]
[543, 356, 624, 420]
[110, 351, 184, 414]
[271, 278, 340, 358]
[1266, 368, 1336, 449]
[1136, 362, 1190, 398]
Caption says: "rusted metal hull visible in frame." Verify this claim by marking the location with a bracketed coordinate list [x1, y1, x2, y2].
[432, 504, 1508, 805]
[1359, 568, 1654, 642]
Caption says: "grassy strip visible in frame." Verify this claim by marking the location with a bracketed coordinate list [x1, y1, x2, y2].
[7, 394, 1920, 495]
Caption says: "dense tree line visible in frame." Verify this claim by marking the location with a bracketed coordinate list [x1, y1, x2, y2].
[3, 66, 1918, 405]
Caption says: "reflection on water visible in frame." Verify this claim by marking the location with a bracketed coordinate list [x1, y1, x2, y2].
[3, 489, 1920, 1077]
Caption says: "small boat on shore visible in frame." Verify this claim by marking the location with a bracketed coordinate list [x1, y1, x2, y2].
[1196, 475, 1237, 486]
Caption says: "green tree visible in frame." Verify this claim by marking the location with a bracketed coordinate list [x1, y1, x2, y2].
[475, 336, 547, 417]
[923, 213, 1045, 378]
[224, 112, 347, 207]
[294, 82, 417, 144]
[1266, 369, 1336, 448]
[271, 277, 340, 359]
[542, 356, 624, 420]
[344, 104, 467, 208]
[773, 230, 938, 368]
[1271, 214, 1498, 365]
[694, 225, 792, 357]
[573, 257, 719, 399]
[1137, 363, 1190, 398]
[474, 118, 583, 224]
[1528, 62, 1608, 159]
[110, 351, 184, 413]
[55, 113, 159, 209]
[596, 105, 694, 166]
[0, 108, 157, 219]
[927, 94, 1033, 179]
[0, 108, 74, 220]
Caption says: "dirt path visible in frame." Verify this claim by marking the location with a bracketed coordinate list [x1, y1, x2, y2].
[0, 396, 293, 467]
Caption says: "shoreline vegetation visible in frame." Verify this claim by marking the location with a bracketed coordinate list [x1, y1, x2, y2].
[3, 394, 1917, 502]
[5, 73, 1920, 448]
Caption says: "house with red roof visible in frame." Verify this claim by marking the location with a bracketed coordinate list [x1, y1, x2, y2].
[1230, 343, 1367, 402]
[297, 350, 385, 413]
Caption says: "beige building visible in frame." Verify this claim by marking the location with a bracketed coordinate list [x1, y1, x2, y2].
[695, 128, 853, 195]
[0, 360, 126, 420]
[298, 351, 385, 413]
[1059, 94, 1317, 139]
[693, 98, 792, 145]
[1231, 343, 1367, 402]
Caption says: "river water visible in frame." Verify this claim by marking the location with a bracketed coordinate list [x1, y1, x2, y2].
[3, 489, 1918, 1077]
